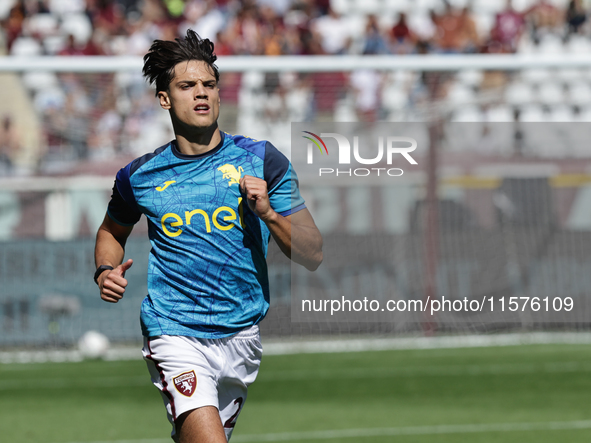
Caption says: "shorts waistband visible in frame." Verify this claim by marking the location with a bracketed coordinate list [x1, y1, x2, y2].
[231, 324, 260, 340]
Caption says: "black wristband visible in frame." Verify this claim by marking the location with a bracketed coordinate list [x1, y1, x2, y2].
[94, 265, 114, 285]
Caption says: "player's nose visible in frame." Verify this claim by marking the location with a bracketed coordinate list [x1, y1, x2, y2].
[194, 82, 208, 98]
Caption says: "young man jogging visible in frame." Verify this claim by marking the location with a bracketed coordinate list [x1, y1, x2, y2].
[94, 30, 323, 443]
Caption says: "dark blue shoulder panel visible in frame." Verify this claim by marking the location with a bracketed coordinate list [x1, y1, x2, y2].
[230, 134, 266, 160]
[115, 163, 136, 208]
[263, 142, 290, 192]
[108, 143, 169, 226]
[119, 143, 169, 206]
[129, 143, 169, 176]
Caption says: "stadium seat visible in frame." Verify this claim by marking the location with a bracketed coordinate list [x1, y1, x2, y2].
[518, 104, 546, 122]
[241, 71, 265, 91]
[538, 81, 565, 106]
[448, 0, 472, 8]
[522, 68, 552, 84]
[22, 72, 59, 92]
[447, 83, 475, 106]
[26, 14, 59, 38]
[516, 36, 537, 54]
[547, 104, 575, 122]
[34, 87, 66, 112]
[537, 34, 564, 54]
[49, 0, 85, 15]
[485, 105, 514, 122]
[566, 35, 591, 54]
[474, 13, 495, 39]
[505, 81, 535, 106]
[512, 0, 538, 10]
[0, 0, 15, 20]
[557, 68, 584, 83]
[60, 13, 92, 45]
[344, 14, 366, 41]
[333, 95, 358, 121]
[451, 105, 484, 122]
[43, 35, 67, 55]
[568, 81, 591, 106]
[382, 84, 408, 112]
[472, 0, 505, 14]
[575, 105, 591, 121]
[10, 37, 43, 56]
[330, 0, 352, 14]
[355, 0, 383, 14]
[412, 0, 440, 13]
[457, 70, 484, 87]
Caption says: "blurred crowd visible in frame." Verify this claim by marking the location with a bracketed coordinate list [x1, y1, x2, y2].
[1, 0, 590, 57]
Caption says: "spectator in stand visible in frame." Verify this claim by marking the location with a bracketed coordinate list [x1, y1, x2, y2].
[390, 12, 416, 54]
[87, 0, 127, 37]
[350, 62, 383, 122]
[59, 34, 86, 56]
[231, 4, 265, 55]
[362, 14, 389, 55]
[525, 0, 563, 42]
[257, 0, 293, 16]
[180, 0, 226, 43]
[0, 115, 20, 174]
[312, 6, 351, 54]
[259, 5, 287, 55]
[3, 1, 26, 51]
[489, 0, 525, 53]
[458, 6, 480, 53]
[566, 0, 587, 36]
[431, 2, 465, 53]
[214, 30, 234, 56]
[58, 31, 104, 56]
[314, 0, 330, 16]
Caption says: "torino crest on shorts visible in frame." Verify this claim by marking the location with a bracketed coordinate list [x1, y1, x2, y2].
[173, 370, 197, 397]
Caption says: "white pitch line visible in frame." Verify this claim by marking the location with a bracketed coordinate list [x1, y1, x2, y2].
[60, 420, 591, 443]
[231, 420, 591, 442]
[64, 440, 169, 443]
[262, 332, 591, 356]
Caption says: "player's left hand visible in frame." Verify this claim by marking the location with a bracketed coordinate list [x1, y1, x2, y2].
[239, 175, 275, 221]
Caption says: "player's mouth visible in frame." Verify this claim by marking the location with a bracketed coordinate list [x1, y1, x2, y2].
[194, 103, 210, 114]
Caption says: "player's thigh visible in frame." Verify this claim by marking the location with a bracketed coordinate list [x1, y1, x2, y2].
[176, 406, 226, 443]
[218, 326, 263, 438]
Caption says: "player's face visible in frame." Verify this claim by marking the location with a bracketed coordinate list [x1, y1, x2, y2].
[158, 60, 220, 132]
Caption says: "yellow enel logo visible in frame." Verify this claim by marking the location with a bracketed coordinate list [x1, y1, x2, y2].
[218, 164, 243, 186]
[161, 198, 244, 237]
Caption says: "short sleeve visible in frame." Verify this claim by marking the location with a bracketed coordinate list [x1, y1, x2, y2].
[264, 142, 306, 216]
[107, 164, 142, 226]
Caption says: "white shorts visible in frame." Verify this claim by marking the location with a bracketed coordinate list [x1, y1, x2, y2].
[142, 325, 262, 441]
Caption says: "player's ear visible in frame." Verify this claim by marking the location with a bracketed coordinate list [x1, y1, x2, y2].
[158, 90, 171, 110]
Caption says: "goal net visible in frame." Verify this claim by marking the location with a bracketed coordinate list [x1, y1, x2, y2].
[1, 54, 591, 349]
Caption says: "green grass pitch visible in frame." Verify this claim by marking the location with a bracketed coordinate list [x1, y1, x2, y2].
[2, 343, 591, 443]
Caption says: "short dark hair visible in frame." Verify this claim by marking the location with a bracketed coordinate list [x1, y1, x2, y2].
[142, 29, 220, 96]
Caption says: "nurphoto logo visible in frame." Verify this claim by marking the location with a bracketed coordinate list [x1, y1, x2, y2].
[302, 131, 418, 177]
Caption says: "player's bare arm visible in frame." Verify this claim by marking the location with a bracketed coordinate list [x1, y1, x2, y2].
[239, 175, 323, 271]
[94, 213, 134, 303]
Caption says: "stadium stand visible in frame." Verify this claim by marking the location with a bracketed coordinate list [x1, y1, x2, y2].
[1, 0, 590, 173]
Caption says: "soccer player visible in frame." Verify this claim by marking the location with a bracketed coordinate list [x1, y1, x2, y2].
[93, 30, 323, 443]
